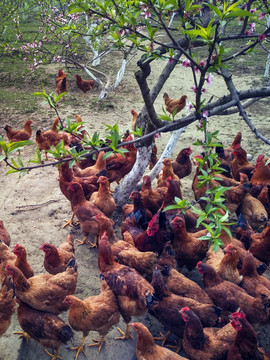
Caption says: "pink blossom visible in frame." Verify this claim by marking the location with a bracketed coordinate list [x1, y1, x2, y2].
[206, 73, 213, 86]
[199, 60, 206, 67]
[238, 17, 242, 25]
[259, 34, 267, 41]
[250, 8, 256, 14]
[149, 43, 154, 52]
[117, 29, 126, 36]
[202, 110, 209, 119]
[250, 22, 256, 32]
[182, 58, 191, 68]
[246, 30, 252, 36]
[191, 85, 197, 93]
[168, 58, 174, 64]
[186, 102, 193, 113]
[23, 57, 27, 61]
[154, 132, 161, 139]
[198, 120, 203, 128]
[259, 13, 265, 20]
[16, 34, 22, 40]
[202, 88, 206, 93]
[195, 67, 199, 73]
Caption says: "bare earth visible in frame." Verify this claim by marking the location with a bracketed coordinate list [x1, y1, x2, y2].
[0, 53, 270, 360]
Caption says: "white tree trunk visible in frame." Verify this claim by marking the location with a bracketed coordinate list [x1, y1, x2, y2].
[264, 15, 270, 78]
[113, 145, 152, 206]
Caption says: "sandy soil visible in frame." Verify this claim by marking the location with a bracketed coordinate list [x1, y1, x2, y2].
[0, 51, 270, 360]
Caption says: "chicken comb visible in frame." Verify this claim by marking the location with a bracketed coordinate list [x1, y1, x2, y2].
[125, 135, 133, 142]
[148, 214, 157, 227]
[223, 243, 234, 251]
[256, 154, 265, 162]
[181, 306, 191, 313]
[234, 143, 241, 150]
[13, 243, 20, 251]
[196, 261, 203, 268]
[230, 310, 246, 319]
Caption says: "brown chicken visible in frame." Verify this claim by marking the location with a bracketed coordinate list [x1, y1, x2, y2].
[258, 185, 270, 217]
[171, 216, 209, 272]
[149, 135, 159, 170]
[132, 322, 186, 360]
[122, 191, 153, 228]
[12, 243, 34, 279]
[72, 150, 106, 178]
[0, 285, 16, 337]
[157, 158, 181, 188]
[240, 250, 270, 299]
[224, 182, 253, 214]
[231, 144, 255, 181]
[140, 175, 167, 214]
[64, 276, 120, 356]
[227, 310, 269, 360]
[0, 220, 11, 246]
[95, 213, 158, 277]
[98, 231, 156, 339]
[163, 93, 187, 115]
[90, 175, 116, 217]
[105, 136, 137, 184]
[149, 269, 221, 347]
[56, 69, 68, 95]
[180, 306, 236, 360]
[206, 243, 243, 285]
[16, 298, 73, 360]
[215, 131, 242, 163]
[35, 127, 70, 160]
[39, 232, 75, 274]
[196, 261, 269, 325]
[250, 154, 270, 186]
[4, 120, 33, 143]
[66, 181, 108, 247]
[75, 74, 95, 97]
[0, 241, 17, 285]
[171, 146, 192, 179]
[5, 259, 77, 315]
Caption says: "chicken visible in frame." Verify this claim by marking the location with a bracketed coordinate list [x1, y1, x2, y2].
[0, 240, 17, 285]
[196, 261, 269, 325]
[0, 285, 16, 337]
[4, 120, 33, 143]
[95, 213, 158, 277]
[131, 109, 138, 131]
[16, 298, 73, 360]
[149, 268, 221, 347]
[75, 74, 95, 97]
[215, 131, 242, 163]
[163, 93, 187, 115]
[12, 243, 34, 279]
[258, 185, 270, 217]
[235, 192, 268, 230]
[98, 231, 156, 339]
[140, 175, 167, 214]
[0, 220, 11, 246]
[148, 135, 159, 170]
[224, 182, 253, 214]
[132, 322, 186, 360]
[227, 310, 269, 360]
[157, 158, 181, 188]
[171, 146, 192, 179]
[239, 250, 270, 299]
[39, 232, 75, 274]
[64, 276, 120, 357]
[5, 259, 78, 315]
[171, 216, 209, 272]
[158, 244, 212, 304]
[89, 175, 116, 217]
[72, 150, 106, 178]
[66, 180, 108, 247]
[56, 69, 68, 95]
[231, 144, 255, 181]
[122, 190, 153, 229]
[105, 136, 137, 184]
[206, 243, 243, 285]
[180, 306, 237, 360]
[35, 128, 70, 160]
[237, 221, 270, 266]
[250, 154, 270, 186]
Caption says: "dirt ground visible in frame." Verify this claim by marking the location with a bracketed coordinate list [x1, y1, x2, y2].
[0, 51, 270, 360]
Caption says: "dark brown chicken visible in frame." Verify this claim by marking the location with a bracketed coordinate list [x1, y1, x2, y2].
[215, 131, 242, 163]
[140, 175, 167, 214]
[0, 220, 11, 246]
[180, 306, 236, 360]
[98, 232, 156, 340]
[16, 298, 73, 360]
[231, 144, 255, 181]
[40, 232, 75, 274]
[56, 69, 68, 95]
[171, 146, 192, 179]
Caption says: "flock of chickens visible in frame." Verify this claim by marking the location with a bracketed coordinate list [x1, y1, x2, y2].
[1, 78, 270, 360]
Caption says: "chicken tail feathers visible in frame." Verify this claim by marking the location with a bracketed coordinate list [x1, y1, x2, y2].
[145, 292, 157, 308]
[59, 325, 74, 343]
[62, 77, 67, 88]
[67, 258, 77, 270]
[212, 305, 222, 318]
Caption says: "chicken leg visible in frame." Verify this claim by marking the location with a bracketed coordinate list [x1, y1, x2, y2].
[116, 323, 134, 340]
[44, 348, 61, 360]
[88, 335, 106, 351]
[70, 336, 87, 360]
[14, 331, 30, 343]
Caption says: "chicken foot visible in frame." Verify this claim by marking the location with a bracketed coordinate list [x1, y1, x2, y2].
[63, 213, 79, 229]
[167, 339, 183, 354]
[116, 323, 134, 340]
[76, 235, 89, 246]
[70, 336, 87, 360]
[88, 335, 106, 351]
[154, 330, 171, 346]
[88, 235, 98, 249]
[14, 331, 30, 343]
[44, 348, 61, 360]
